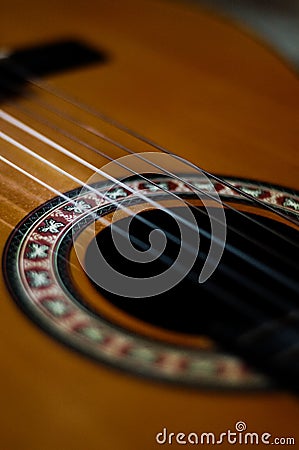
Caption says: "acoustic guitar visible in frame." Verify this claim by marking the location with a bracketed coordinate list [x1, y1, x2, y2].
[1, 0, 299, 448]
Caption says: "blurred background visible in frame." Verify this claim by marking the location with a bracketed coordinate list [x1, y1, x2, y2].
[189, 0, 299, 71]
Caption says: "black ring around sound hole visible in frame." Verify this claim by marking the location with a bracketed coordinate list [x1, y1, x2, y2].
[4, 176, 299, 390]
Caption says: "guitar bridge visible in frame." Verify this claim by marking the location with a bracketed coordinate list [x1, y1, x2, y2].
[0, 39, 108, 99]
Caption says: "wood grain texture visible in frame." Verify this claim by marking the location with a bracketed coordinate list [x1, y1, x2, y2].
[0, 0, 299, 449]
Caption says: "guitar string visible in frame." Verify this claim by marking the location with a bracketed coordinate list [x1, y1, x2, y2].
[13, 66, 298, 227]
[2, 96, 299, 334]
[0, 154, 195, 278]
[1, 122, 299, 305]
[0, 128, 191, 254]
[1, 71, 299, 260]
[5, 96, 299, 269]
[2, 106, 299, 367]
[1, 64, 298, 234]
[0, 154, 194, 275]
[0, 122, 278, 276]
[0, 155, 191, 288]
[0, 153, 280, 323]
[1, 67, 299, 296]
[2, 121, 299, 322]
[0, 111, 211, 249]
[1, 72, 298, 251]
[0, 89, 297, 300]
[2, 108, 298, 286]
[0, 156, 92, 273]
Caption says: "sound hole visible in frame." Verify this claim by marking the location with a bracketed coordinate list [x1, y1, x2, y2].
[85, 206, 299, 340]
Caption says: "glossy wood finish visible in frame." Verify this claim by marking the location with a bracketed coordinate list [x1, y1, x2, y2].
[1, 1, 299, 449]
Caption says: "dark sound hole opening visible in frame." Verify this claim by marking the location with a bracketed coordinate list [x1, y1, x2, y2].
[85, 206, 299, 340]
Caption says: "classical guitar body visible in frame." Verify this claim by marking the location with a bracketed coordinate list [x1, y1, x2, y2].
[1, 0, 299, 449]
